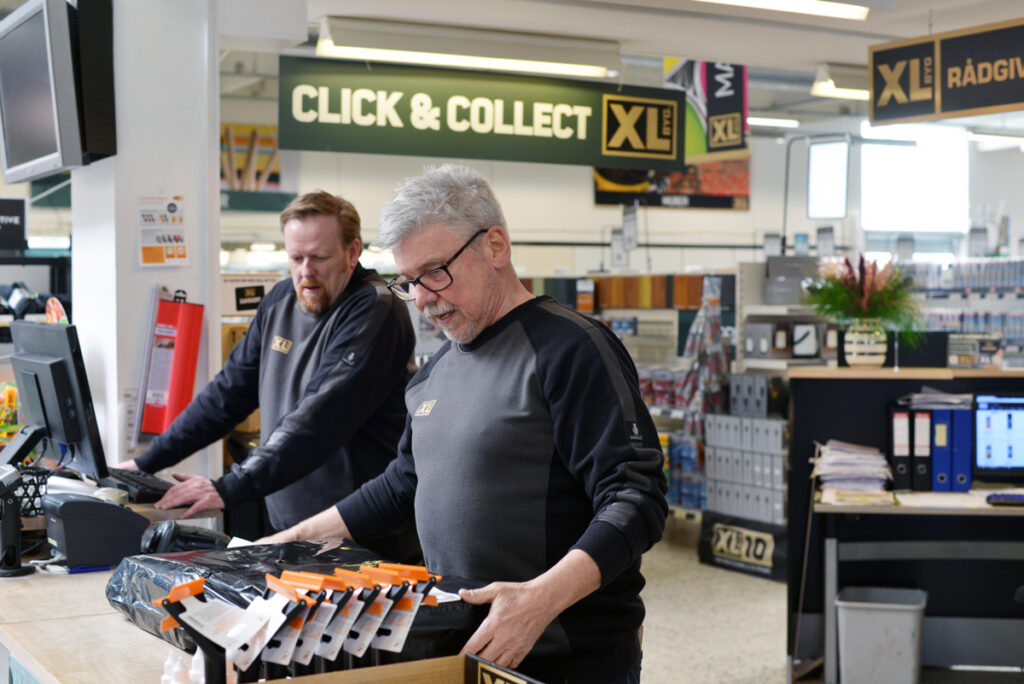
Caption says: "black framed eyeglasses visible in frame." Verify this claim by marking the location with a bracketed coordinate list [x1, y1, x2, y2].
[387, 229, 488, 301]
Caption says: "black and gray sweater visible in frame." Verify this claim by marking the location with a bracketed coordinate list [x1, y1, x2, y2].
[137, 266, 416, 533]
[338, 295, 668, 681]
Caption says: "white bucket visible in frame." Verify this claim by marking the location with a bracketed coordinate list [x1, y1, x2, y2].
[836, 586, 927, 684]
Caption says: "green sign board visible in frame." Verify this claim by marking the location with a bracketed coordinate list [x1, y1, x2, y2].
[870, 17, 1024, 124]
[278, 56, 685, 170]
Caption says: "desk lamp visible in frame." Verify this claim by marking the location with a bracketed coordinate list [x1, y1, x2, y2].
[0, 464, 33, 577]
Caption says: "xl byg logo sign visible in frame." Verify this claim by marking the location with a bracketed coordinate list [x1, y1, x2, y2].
[870, 41, 937, 122]
[601, 94, 678, 160]
[870, 18, 1024, 124]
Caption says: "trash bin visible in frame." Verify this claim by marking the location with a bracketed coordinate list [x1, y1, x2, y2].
[836, 586, 927, 684]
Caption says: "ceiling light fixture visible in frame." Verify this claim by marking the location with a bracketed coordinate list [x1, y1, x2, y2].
[811, 63, 869, 101]
[317, 18, 622, 79]
[748, 116, 800, 128]
[692, 0, 870, 21]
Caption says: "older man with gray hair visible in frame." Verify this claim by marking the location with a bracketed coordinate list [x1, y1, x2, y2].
[265, 165, 667, 683]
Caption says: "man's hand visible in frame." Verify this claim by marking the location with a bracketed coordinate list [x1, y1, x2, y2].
[255, 507, 349, 545]
[115, 459, 139, 470]
[458, 549, 602, 670]
[256, 529, 295, 544]
[458, 580, 558, 670]
[153, 473, 224, 518]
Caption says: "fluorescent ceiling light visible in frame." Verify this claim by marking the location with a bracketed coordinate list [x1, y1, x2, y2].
[811, 63, 869, 101]
[693, 0, 870, 20]
[748, 116, 800, 128]
[318, 18, 621, 79]
[249, 242, 278, 252]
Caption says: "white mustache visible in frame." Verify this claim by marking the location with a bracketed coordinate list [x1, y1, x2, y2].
[424, 304, 456, 317]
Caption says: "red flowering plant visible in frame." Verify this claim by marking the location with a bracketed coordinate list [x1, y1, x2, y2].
[806, 255, 921, 345]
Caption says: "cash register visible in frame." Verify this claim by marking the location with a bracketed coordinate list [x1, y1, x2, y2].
[1, 321, 177, 570]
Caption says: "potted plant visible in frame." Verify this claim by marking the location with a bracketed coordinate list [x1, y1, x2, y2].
[805, 255, 921, 367]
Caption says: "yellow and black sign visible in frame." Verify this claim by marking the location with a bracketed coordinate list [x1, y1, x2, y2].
[601, 94, 678, 160]
[708, 112, 743, 149]
[711, 522, 775, 569]
[870, 17, 1024, 124]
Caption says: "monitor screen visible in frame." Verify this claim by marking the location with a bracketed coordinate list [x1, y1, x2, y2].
[0, 9, 58, 167]
[9, 321, 108, 481]
[0, 0, 83, 183]
[974, 394, 1024, 480]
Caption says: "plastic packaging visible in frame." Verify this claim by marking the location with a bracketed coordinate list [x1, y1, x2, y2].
[105, 539, 487, 660]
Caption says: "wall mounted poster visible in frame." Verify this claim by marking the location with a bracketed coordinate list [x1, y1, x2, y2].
[594, 59, 750, 208]
[138, 195, 189, 267]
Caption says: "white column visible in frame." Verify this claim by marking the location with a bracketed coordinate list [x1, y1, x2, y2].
[70, 0, 221, 477]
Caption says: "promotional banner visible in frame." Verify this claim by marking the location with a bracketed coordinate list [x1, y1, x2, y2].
[279, 56, 685, 171]
[870, 17, 1024, 124]
[594, 59, 750, 208]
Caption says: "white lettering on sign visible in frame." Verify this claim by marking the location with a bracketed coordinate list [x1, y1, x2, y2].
[713, 62, 735, 98]
[290, 85, 593, 141]
[0, 216, 20, 225]
[444, 95, 591, 139]
[292, 85, 406, 127]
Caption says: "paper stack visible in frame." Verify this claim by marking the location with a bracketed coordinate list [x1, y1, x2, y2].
[812, 440, 893, 503]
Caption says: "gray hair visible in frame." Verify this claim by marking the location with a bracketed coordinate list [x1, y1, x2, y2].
[376, 165, 507, 249]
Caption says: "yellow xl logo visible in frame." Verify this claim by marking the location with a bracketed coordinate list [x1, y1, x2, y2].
[877, 57, 933, 107]
[601, 94, 677, 160]
[271, 335, 292, 354]
[414, 399, 436, 417]
[709, 112, 743, 148]
[478, 663, 529, 684]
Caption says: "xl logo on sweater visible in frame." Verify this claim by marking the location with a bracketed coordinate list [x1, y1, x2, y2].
[272, 335, 293, 354]
[414, 400, 436, 416]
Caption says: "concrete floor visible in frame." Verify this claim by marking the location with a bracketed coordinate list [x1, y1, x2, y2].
[638, 516, 1024, 684]
[639, 516, 788, 684]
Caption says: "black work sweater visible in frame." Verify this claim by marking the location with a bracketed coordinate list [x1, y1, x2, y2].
[338, 296, 668, 681]
[137, 266, 416, 532]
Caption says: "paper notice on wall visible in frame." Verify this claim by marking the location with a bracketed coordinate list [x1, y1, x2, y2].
[138, 195, 189, 266]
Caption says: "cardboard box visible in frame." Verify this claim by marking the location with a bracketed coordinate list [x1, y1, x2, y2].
[286, 654, 541, 683]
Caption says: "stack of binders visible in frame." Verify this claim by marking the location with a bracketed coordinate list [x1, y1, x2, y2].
[889, 391, 974, 492]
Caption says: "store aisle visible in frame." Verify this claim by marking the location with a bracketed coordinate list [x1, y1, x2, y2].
[639, 517, 787, 684]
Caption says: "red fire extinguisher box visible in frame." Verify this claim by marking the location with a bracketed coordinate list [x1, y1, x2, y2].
[141, 292, 204, 435]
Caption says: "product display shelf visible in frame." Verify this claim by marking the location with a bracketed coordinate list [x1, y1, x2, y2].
[735, 262, 828, 373]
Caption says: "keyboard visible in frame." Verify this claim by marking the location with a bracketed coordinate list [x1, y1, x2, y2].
[985, 492, 1024, 507]
[101, 468, 174, 504]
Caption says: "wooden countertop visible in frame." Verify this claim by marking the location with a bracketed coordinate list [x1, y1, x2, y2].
[0, 569, 170, 684]
[788, 366, 1024, 380]
[814, 502, 1024, 516]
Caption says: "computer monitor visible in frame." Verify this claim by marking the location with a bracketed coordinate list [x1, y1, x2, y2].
[974, 394, 1024, 484]
[0, 0, 116, 184]
[3, 321, 108, 481]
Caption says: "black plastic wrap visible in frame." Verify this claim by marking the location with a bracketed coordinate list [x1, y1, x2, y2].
[105, 540, 486, 658]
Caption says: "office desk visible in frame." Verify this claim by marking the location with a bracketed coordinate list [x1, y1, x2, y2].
[0, 569, 172, 684]
[815, 499, 1024, 684]
[786, 369, 1024, 683]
